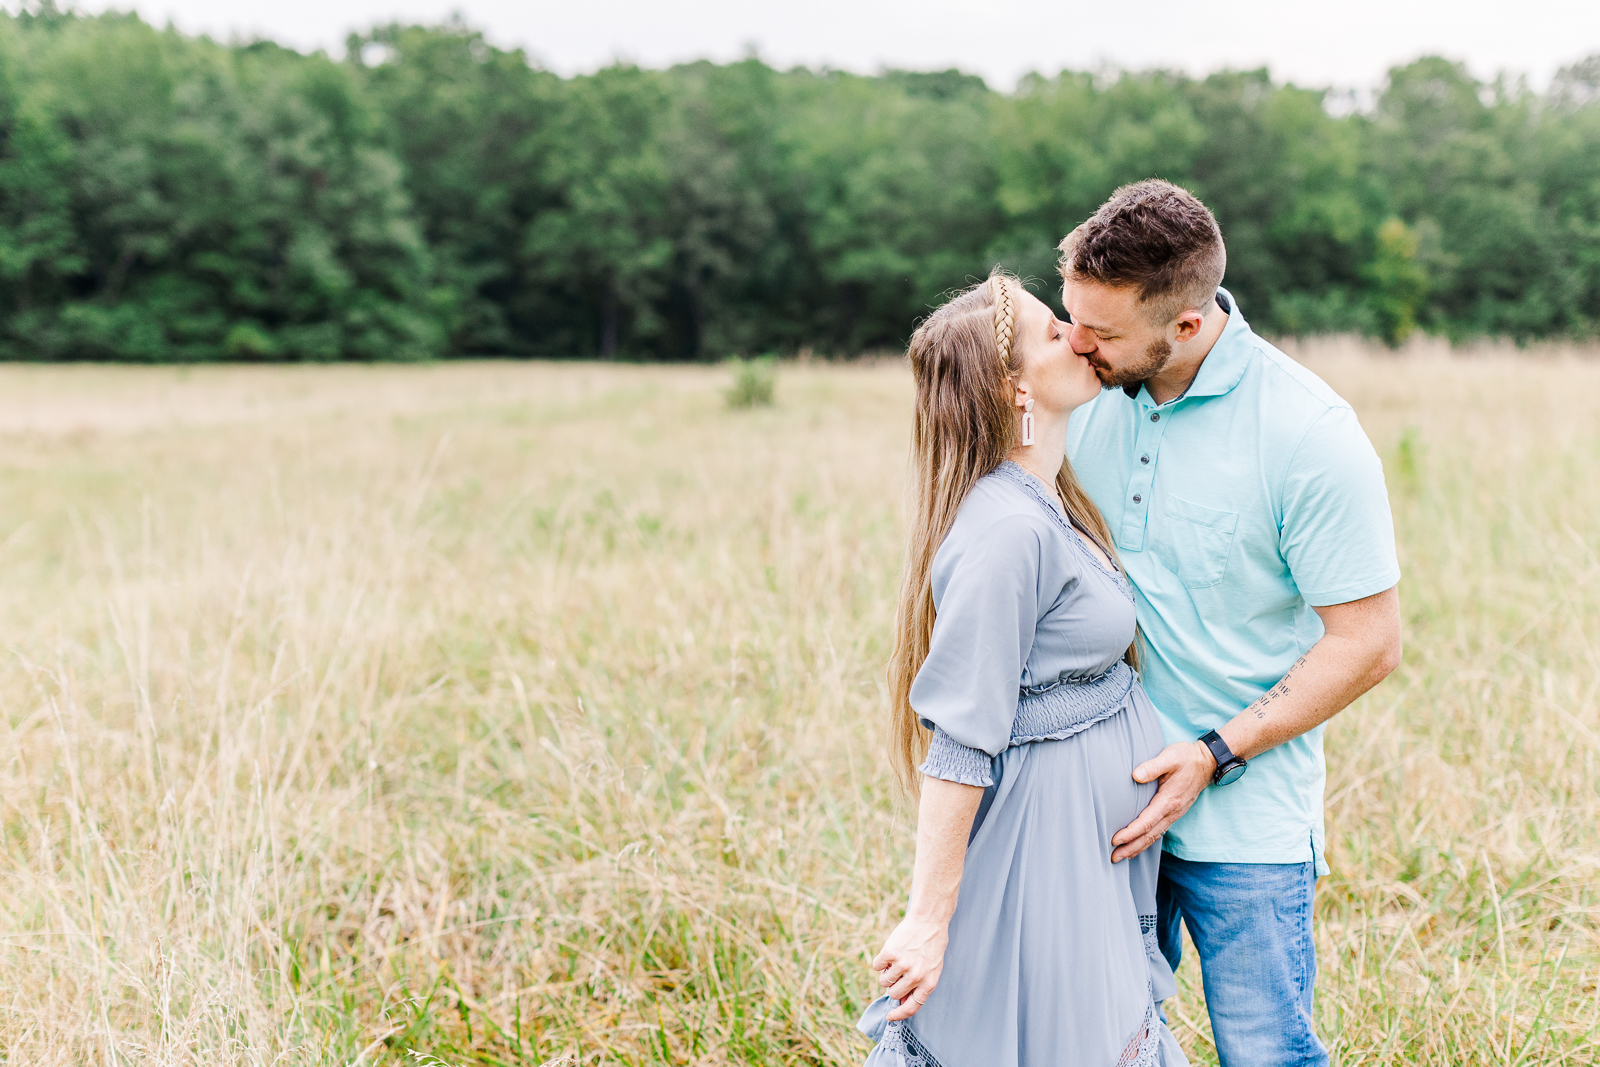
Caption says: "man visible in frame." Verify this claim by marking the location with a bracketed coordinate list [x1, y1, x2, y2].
[1060, 180, 1403, 1067]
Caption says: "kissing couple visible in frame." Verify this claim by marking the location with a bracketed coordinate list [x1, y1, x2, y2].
[858, 180, 1403, 1067]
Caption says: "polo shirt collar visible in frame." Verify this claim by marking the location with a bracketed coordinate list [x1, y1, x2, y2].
[1120, 286, 1252, 403]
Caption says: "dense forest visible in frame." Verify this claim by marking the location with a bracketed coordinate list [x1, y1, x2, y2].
[2, 8, 1598, 361]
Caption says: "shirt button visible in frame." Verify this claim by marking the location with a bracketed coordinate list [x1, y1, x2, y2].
[1150, 413, 1161, 422]
[1133, 494, 1143, 503]
[1140, 455, 1150, 464]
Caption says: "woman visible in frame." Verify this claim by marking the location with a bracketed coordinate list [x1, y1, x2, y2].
[858, 272, 1187, 1066]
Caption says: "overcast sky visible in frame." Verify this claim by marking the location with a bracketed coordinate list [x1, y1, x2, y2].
[60, 0, 1600, 92]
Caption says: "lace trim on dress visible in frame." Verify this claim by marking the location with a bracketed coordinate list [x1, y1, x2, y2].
[879, 1020, 943, 1067]
[1140, 913, 1160, 960]
[1121, 917, 1166, 1066]
[878, 982, 1165, 1067]
[1113, 989, 1163, 1067]
[884, 1002, 1162, 1067]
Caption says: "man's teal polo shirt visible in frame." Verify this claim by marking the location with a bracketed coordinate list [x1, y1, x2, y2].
[1066, 289, 1399, 874]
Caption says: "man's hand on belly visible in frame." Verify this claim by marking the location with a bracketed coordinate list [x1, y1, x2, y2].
[1110, 740, 1215, 862]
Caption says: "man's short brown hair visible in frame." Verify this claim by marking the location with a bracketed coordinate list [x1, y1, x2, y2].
[1058, 179, 1227, 324]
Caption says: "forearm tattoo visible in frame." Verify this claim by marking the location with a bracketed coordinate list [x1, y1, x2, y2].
[1252, 654, 1309, 719]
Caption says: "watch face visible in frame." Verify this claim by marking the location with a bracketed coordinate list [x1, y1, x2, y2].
[1216, 761, 1247, 787]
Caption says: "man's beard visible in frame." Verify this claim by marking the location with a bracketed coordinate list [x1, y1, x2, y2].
[1092, 337, 1172, 389]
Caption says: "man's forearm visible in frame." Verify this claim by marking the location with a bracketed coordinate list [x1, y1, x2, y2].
[1213, 641, 1383, 762]
[1215, 586, 1402, 763]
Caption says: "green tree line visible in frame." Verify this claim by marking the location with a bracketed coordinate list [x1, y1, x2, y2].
[2, 7, 1598, 361]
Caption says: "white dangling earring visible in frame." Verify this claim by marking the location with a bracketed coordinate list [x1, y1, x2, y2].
[1021, 399, 1035, 446]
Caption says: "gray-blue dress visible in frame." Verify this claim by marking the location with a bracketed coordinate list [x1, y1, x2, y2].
[859, 461, 1188, 1067]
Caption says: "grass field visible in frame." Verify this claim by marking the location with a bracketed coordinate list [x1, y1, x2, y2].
[0, 350, 1597, 1065]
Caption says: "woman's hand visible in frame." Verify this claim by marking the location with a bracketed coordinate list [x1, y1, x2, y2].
[869, 776, 983, 1023]
[872, 914, 949, 1021]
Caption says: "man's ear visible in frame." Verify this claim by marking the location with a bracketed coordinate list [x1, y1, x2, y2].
[1174, 308, 1206, 344]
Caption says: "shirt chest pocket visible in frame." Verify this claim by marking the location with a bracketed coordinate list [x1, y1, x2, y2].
[1156, 495, 1239, 589]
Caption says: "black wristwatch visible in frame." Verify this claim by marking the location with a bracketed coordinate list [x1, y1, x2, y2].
[1198, 730, 1247, 786]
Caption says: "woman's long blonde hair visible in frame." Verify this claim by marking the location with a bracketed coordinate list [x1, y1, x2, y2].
[886, 270, 1134, 799]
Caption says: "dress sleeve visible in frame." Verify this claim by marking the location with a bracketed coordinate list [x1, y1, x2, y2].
[911, 512, 1044, 786]
[1280, 406, 1401, 606]
[921, 726, 999, 786]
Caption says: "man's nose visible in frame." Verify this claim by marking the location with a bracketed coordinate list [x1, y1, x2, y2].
[1069, 322, 1096, 355]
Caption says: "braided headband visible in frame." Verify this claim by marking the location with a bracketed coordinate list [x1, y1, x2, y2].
[991, 275, 1015, 377]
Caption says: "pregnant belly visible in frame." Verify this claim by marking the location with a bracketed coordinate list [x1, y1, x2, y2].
[973, 697, 1163, 850]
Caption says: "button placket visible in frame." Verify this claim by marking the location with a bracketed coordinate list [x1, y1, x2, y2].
[1119, 404, 1168, 551]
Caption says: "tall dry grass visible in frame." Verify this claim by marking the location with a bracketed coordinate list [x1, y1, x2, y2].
[0, 348, 1595, 1065]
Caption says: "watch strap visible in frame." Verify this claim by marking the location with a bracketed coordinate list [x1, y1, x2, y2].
[1198, 729, 1246, 785]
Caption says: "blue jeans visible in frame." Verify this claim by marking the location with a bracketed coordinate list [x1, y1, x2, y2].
[1157, 852, 1328, 1067]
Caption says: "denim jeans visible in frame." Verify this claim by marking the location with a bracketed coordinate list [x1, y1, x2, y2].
[1157, 852, 1328, 1067]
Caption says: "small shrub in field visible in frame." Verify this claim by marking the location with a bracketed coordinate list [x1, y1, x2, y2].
[724, 356, 777, 408]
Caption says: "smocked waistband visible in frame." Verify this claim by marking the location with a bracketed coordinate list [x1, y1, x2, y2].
[1009, 659, 1136, 746]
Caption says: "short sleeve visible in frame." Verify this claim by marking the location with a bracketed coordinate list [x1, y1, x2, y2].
[909, 512, 1044, 763]
[1280, 406, 1401, 606]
